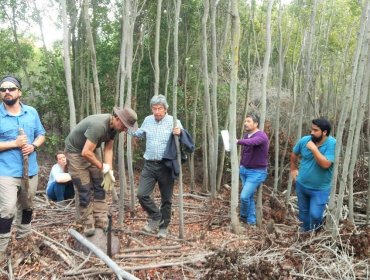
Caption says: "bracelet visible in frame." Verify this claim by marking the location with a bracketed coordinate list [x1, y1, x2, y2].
[32, 143, 38, 151]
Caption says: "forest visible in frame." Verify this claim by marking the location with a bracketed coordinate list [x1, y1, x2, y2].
[0, 0, 369, 279]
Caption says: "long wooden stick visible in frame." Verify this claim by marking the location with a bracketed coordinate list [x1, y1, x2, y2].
[69, 229, 140, 280]
[19, 128, 30, 197]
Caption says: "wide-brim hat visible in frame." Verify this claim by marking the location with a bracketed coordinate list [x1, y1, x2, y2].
[113, 106, 138, 131]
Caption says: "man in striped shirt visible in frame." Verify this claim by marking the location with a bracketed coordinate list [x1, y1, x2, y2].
[130, 95, 182, 238]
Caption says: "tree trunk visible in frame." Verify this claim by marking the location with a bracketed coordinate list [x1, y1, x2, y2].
[190, 72, 201, 192]
[229, 0, 241, 234]
[201, 0, 216, 198]
[61, 0, 76, 130]
[164, 0, 172, 97]
[273, 0, 284, 194]
[83, 0, 101, 114]
[172, 0, 184, 239]
[154, 0, 163, 96]
[117, 0, 129, 226]
[210, 0, 220, 190]
[256, 0, 273, 228]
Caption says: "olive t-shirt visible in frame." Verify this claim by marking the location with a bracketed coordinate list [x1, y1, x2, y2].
[65, 114, 116, 153]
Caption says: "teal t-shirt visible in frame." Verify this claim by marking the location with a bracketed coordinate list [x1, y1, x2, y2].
[293, 135, 336, 190]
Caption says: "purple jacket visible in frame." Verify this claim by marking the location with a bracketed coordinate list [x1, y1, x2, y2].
[237, 130, 269, 169]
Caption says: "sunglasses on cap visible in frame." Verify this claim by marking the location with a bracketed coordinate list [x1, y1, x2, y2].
[0, 87, 18, 93]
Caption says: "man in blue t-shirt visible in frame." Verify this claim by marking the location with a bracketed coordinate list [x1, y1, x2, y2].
[290, 118, 336, 232]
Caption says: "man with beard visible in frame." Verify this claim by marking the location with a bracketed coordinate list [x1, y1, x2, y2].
[0, 75, 45, 263]
[237, 113, 269, 226]
[65, 106, 138, 237]
[290, 118, 336, 232]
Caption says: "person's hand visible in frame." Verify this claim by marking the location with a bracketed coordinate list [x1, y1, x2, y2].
[173, 127, 181, 136]
[21, 144, 34, 156]
[15, 135, 27, 148]
[306, 140, 317, 151]
[102, 163, 111, 174]
[102, 170, 115, 192]
[290, 169, 298, 181]
[108, 169, 115, 182]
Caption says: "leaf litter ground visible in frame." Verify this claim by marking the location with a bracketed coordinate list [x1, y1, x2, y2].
[1, 166, 369, 280]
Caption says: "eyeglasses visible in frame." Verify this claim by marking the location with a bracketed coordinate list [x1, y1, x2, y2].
[0, 87, 18, 93]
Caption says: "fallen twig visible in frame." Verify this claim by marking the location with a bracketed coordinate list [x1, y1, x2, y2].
[69, 229, 140, 280]
[122, 244, 181, 253]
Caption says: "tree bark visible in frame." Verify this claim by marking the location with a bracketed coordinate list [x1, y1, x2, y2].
[61, 0, 76, 130]
[154, 0, 163, 96]
[83, 0, 101, 114]
[172, 0, 184, 239]
[256, 0, 273, 228]
[229, 0, 241, 234]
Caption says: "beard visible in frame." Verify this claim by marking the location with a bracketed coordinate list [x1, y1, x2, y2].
[311, 134, 323, 143]
[2, 96, 19, 106]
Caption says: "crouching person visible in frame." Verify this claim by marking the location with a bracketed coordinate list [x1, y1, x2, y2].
[46, 151, 75, 202]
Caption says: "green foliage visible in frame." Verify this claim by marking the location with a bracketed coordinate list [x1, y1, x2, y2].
[0, 30, 34, 76]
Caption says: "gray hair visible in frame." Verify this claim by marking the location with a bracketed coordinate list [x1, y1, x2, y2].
[150, 94, 169, 109]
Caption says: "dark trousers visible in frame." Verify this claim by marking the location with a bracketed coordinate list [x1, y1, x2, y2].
[137, 160, 174, 229]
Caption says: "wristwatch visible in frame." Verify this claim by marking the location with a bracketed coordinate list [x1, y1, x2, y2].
[32, 143, 38, 151]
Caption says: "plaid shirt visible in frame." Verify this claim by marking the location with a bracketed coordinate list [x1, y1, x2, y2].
[131, 114, 183, 160]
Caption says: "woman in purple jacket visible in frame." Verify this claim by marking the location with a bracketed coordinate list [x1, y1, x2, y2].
[237, 113, 269, 225]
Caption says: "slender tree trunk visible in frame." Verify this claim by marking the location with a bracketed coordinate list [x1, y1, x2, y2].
[256, 0, 273, 228]
[202, 115, 209, 192]
[118, 0, 129, 226]
[83, 0, 101, 113]
[164, 1, 172, 97]
[154, 0, 163, 96]
[124, 0, 138, 216]
[210, 0, 220, 188]
[201, 0, 217, 198]
[273, 0, 284, 194]
[61, 0, 76, 130]
[172, 0, 184, 239]
[190, 72, 201, 192]
[229, 0, 241, 234]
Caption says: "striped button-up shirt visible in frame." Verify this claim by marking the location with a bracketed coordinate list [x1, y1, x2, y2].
[131, 114, 183, 160]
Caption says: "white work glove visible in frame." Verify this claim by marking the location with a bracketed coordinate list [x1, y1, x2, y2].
[102, 169, 116, 192]
[102, 163, 110, 174]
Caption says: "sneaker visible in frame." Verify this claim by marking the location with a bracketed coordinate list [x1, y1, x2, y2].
[143, 219, 161, 233]
[84, 224, 96, 237]
[157, 228, 168, 238]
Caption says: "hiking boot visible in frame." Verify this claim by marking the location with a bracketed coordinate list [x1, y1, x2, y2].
[143, 219, 161, 233]
[157, 228, 168, 238]
[84, 224, 96, 237]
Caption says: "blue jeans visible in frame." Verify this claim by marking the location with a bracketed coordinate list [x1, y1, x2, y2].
[296, 181, 330, 232]
[239, 166, 267, 225]
[47, 181, 75, 202]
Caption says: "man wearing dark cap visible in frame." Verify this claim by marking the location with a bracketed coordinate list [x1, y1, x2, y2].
[65, 107, 138, 236]
[0, 75, 45, 263]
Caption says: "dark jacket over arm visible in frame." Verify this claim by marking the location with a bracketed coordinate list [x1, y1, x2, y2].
[162, 129, 195, 179]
